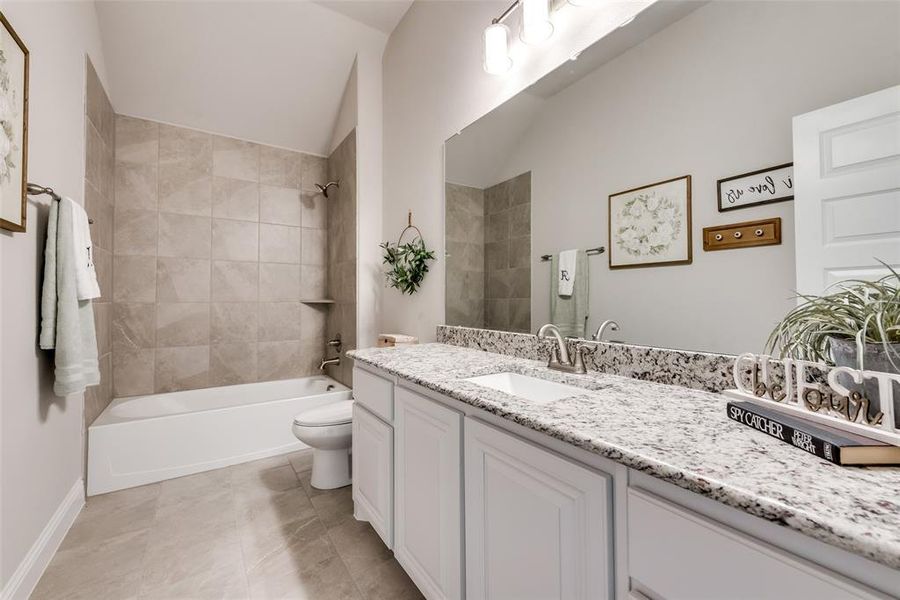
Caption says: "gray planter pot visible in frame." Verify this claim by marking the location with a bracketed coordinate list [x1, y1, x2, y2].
[829, 336, 899, 429]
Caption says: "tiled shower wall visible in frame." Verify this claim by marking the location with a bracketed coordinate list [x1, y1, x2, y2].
[445, 183, 485, 328]
[325, 131, 356, 387]
[484, 172, 531, 333]
[84, 57, 115, 426]
[111, 115, 330, 396]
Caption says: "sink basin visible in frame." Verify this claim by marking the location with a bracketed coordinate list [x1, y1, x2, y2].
[463, 372, 584, 404]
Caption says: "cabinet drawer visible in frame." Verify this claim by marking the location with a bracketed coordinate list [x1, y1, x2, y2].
[627, 488, 882, 599]
[352, 404, 393, 548]
[353, 366, 394, 423]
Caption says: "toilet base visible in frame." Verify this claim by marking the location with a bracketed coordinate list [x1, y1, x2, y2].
[310, 448, 351, 489]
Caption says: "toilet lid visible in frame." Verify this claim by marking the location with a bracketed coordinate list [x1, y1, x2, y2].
[293, 400, 353, 427]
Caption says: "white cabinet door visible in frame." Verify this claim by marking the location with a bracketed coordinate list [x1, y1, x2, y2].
[793, 85, 900, 295]
[465, 419, 612, 600]
[394, 388, 463, 600]
[352, 403, 393, 548]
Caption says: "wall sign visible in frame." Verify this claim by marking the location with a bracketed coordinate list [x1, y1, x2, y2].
[717, 163, 793, 212]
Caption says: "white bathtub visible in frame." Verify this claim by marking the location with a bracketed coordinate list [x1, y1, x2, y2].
[87, 376, 351, 495]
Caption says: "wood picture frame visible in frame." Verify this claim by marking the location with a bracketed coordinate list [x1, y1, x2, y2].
[0, 11, 28, 233]
[608, 175, 692, 269]
[717, 162, 793, 212]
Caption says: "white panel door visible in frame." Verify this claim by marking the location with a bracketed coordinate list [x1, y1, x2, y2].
[793, 85, 900, 295]
[394, 388, 463, 600]
[465, 419, 612, 600]
[352, 403, 393, 548]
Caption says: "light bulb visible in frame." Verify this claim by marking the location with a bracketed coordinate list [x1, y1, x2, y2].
[483, 22, 513, 74]
[520, 0, 553, 45]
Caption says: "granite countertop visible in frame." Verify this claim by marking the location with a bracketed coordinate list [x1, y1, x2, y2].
[347, 343, 900, 570]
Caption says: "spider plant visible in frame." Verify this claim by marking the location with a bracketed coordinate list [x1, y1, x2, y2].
[766, 264, 900, 372]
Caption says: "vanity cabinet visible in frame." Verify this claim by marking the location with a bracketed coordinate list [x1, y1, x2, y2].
[393, 387, 464, 600]
[464, 419, 613, 600]
[351, 403, 393, 547]
[351, 367, 395, 548]
[626, 488, 883, 600]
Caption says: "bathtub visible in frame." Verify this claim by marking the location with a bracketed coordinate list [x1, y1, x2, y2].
[87, 376, 351, 495]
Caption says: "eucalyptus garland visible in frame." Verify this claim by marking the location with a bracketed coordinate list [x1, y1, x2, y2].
[380, 237, 436, 295]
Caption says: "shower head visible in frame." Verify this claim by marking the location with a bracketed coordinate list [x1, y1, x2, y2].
[315, 181, 340, 198]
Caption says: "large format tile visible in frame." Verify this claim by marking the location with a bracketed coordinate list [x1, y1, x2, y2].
[60, 484, 160, 551]
[211, 302, 258, 343]
[302, 228, 327, 265]
[116, 116, 158, 165]
[113, 255, 157, 303]
[260, 223, 301, 264]
[158, 163, 213, 216]
[300, 264, 327, 299]
[113, 302, 157, 352]
[113, 348, 155, 397]
[260, 184, 302, 226]
[259, 263, 300, 301]
[213, 218, 259, 261]
[159, 123, 212, 171]
[301, 192, 327, 229]
[31, 529, 149, 600]
[353, 558, 424, 600]
[155, 345, 210, 392]
[116, 162, 158, 211]
[213, 176, 259, 222]
[157, 257, 211, 302]
[210, 342, 258, 386]
[213, 135, 260, 182]
[156, 303, 210, 347]
[211, 260, 259, 302]
[158, 213, 212, 259]
[260, 145, 301, 189]
[257, 340, 302, 381]
[258, 302, 302, 341]
[114, 207, 158, 256]
[328, 518, 393, 578]
[300, 154, 328, 193]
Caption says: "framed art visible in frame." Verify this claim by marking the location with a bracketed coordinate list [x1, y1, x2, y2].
[609, 175, 692, 269]
[717, 162, 793, 212]
[0, 11, 28, 233]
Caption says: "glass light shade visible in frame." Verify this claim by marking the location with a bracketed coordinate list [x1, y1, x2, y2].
[520, 0, 554, 44]
[483, 23, 513, 74]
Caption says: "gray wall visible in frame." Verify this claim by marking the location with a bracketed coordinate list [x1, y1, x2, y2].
[445, 182, 485, 328]
[325, 130, 357, 387]
[490, 1, 900, 354]
[111, 115, 330, 395]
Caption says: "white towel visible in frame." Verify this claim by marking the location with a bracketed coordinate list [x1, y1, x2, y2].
[68, 197, 101, 300]
[40, 198, 100, 396]
[558, 249, 578, 297]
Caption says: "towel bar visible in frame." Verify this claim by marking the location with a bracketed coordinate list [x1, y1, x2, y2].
[27, 183, 94, 224]
[540, 246, 604, 262]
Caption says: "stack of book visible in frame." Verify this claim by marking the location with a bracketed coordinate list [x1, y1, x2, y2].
[726, 400, 900, 466]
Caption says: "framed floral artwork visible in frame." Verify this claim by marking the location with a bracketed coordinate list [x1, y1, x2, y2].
[608, 175, 692, 269]
[0, 12, 28, 233]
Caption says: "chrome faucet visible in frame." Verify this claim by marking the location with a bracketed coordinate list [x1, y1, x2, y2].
[593, 320, 619, 342]
[536, 323, 590, 374]
[319, 356, 341, 370]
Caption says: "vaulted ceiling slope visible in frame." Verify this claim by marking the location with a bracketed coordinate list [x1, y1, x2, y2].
[95, 0, 392, 155]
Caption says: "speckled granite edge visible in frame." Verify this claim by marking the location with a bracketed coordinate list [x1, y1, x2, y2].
[348, 343, 900, 571]
[437, 325, 737, 393]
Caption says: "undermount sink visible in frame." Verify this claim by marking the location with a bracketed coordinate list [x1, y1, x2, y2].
[463, 372, 584, 404]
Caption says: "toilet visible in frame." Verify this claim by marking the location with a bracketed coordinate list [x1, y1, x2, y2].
[292, 400, 354, 490]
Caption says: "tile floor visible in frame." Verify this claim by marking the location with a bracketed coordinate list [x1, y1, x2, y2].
[32, 451, 423, 600]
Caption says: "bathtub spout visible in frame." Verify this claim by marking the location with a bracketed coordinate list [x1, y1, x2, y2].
[319, 356, 341, 370]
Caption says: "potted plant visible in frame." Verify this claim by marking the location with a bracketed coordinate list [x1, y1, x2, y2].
[767, 267, 899, 421]
[380, 237, 436, 295]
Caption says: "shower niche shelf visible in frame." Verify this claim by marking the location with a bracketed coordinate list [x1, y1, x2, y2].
[300, 299, 336, 304]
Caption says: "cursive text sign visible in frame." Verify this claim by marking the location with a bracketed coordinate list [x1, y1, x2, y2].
[717, 163, 793, 212]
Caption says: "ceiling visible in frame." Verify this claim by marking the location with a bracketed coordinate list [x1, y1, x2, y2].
[95, 1, 399, 155]
[314, 1, 413, 34]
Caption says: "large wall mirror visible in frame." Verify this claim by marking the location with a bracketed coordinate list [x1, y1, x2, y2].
[444, 0, 900, 355]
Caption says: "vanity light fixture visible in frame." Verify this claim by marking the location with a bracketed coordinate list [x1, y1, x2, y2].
[520, 0, 554, 44]
[483, 21, 513, 74]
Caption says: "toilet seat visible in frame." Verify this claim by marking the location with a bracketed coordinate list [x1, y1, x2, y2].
[293, 400, 353, 427]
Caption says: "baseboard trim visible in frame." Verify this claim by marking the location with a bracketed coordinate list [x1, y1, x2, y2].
[1, 479, 85, 600]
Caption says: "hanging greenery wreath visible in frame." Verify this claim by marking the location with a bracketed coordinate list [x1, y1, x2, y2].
[381, 211, 436, 295]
